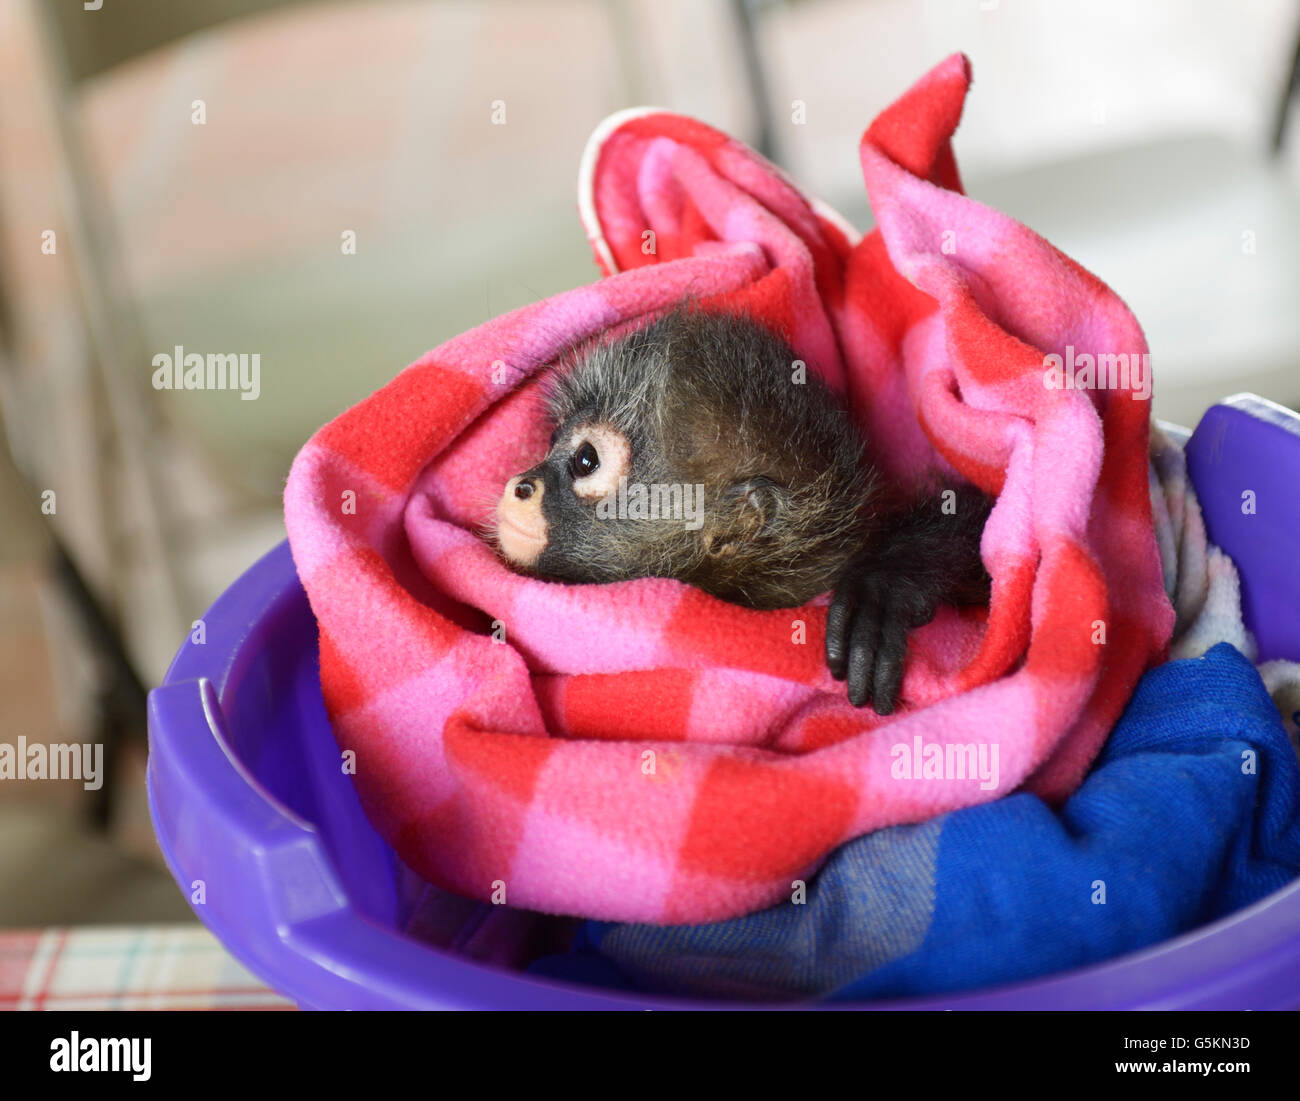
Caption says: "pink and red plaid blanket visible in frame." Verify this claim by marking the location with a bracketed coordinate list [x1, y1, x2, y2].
[284, 54, 1174, 923]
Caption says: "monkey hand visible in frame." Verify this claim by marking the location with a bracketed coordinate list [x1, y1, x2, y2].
[824, 553, 943, 715]
[826, 485, 992, 713]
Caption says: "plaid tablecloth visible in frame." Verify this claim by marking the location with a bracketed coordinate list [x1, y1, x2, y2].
[1, 925, 294, 1011]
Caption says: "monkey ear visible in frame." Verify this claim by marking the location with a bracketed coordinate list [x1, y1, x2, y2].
[704, 476, 789, 558]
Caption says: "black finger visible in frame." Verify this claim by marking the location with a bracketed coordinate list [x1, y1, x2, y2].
[846, 605, 881, 707]
[871, 598, 911, 715]
[825, 584, 857, 681]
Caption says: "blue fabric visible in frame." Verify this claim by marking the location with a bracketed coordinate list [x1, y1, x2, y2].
[529, 643, 1300, 1000]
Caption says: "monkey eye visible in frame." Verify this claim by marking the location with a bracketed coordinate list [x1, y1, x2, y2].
[569, 441, 600, 479]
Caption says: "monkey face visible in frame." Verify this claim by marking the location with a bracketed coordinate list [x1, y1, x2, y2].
[494, 420, 642, 582]
[495, 412, 801, 599]
[493, 306, 876, 607]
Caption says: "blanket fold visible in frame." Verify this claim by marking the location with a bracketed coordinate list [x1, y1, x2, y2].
[284, 53, 1174, 923]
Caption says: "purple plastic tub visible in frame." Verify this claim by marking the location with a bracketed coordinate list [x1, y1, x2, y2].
[147, 395, 1300, 1009]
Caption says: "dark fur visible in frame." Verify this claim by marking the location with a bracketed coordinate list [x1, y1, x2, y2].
[504, 305, 992, 713]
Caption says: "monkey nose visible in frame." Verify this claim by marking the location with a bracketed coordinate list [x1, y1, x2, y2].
[513, 478, 537, 500]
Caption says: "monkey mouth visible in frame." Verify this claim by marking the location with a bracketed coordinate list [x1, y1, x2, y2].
[495, 510, 547, 565]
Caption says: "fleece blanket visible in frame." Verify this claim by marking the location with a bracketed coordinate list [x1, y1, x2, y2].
[283, 54, 1174, 924]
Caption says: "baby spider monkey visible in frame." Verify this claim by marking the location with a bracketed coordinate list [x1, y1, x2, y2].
[493, 306, 991, 714]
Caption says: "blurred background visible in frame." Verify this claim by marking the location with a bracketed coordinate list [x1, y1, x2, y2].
[0, 0, 1297, 930]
